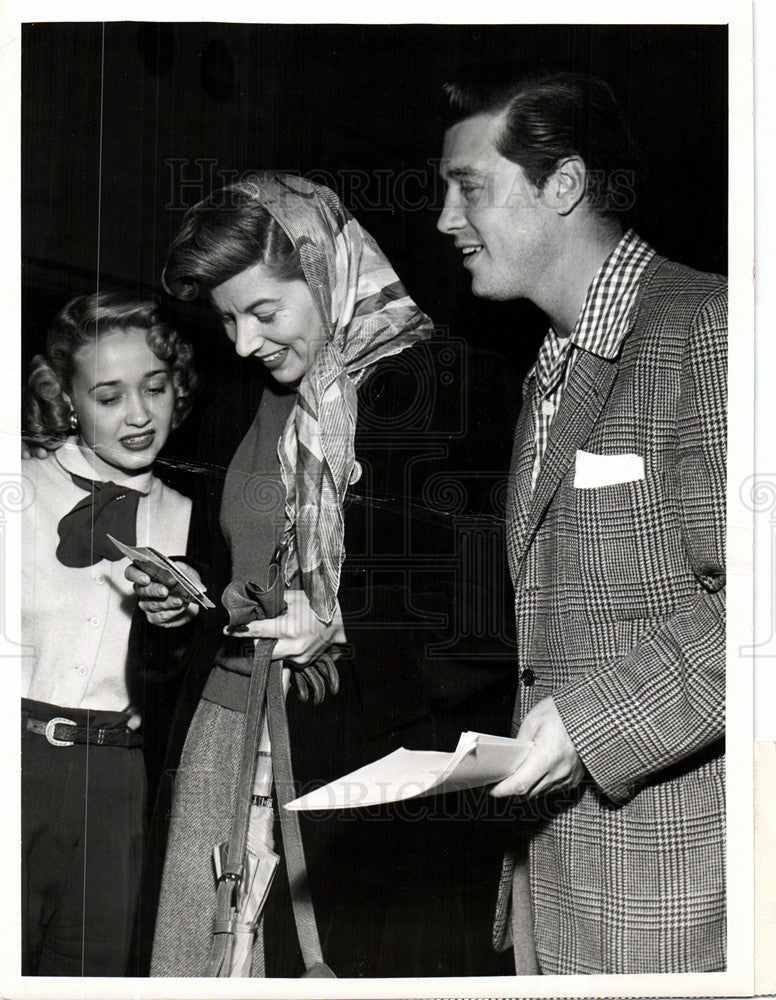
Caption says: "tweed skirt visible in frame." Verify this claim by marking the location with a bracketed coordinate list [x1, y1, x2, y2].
[151, 698, 267, 977]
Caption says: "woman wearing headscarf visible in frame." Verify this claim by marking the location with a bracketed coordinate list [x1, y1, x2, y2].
[131, 173, 519, 978]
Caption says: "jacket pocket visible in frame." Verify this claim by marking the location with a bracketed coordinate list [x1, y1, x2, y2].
[557, 471, 689, 621]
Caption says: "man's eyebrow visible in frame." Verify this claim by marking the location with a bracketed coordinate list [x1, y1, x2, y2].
[441, 165, 486, 180]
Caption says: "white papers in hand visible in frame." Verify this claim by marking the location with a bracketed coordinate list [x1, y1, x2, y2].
[285, 731, 533, 811]
[106, 533, 215, 609]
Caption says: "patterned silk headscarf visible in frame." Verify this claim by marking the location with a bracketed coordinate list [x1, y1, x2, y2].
[235, 173, 433, 623]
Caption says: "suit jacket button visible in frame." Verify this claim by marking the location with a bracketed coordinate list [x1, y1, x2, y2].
[521, 668, 535, 687]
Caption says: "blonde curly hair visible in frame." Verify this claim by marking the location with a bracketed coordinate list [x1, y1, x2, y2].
[26, 292, 198, 449]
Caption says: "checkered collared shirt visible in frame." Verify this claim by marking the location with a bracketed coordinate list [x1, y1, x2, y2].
[529, 229, 656, 488]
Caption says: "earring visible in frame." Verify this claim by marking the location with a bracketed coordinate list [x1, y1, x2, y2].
[69, 411, 78, 432]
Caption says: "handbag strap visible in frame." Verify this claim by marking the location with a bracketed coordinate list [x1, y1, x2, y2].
[205, 537, 334, 978]
[267, 661, 335, 976]
[205, 634, 275, 977]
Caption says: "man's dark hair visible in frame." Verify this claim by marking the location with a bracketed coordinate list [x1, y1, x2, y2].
[444, 70, 640, 217]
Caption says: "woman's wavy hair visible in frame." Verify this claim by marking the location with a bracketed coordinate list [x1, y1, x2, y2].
[162, 185, 304, 300]
[26, 292, 198, 448]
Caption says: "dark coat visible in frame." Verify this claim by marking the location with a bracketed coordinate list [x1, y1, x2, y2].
[133, 335, 522, 976]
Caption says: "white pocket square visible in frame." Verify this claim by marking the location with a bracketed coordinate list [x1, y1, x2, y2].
[573, 450, 645, 489]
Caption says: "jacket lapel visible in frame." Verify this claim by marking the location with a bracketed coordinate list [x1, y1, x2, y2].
[511, 352, 619, 567]
[505, 381, 537, 580]
[506, 253, 666, 573]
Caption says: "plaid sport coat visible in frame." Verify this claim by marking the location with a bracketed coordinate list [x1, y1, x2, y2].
[494, 255, 727, 974]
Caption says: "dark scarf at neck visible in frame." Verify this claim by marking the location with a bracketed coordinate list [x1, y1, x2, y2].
[56, 472, 142, 568]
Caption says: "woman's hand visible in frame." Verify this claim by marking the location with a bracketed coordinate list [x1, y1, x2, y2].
[125, 561, 202, 628]
[225, 588, 346, 664]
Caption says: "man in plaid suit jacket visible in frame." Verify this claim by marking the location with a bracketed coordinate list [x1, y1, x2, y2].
[437, 71, 726, 974]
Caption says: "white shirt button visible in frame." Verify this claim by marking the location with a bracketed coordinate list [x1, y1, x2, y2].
[90, 617, 100, 628]
[76, 665, 87, 676]
[94, 575, 106, 586]
[541, 398, 556, 416]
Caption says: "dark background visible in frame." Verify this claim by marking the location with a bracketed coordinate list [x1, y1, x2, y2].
[22, 22, 728, 461]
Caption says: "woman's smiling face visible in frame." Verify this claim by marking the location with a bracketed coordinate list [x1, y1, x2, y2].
[68, 326, 175, 476]
[210, 263, 327, 385]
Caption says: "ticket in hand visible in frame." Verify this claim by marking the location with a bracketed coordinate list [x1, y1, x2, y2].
[107, 534, 215, 609]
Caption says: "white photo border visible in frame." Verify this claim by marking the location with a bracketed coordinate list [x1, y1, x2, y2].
[0, 1, 757, 998]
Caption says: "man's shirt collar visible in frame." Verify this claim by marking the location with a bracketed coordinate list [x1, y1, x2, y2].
[528, 229, 656, 392]
[567, 228, 656, 360]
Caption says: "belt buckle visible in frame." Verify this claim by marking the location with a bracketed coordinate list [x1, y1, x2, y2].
[45, 716, 76, 747]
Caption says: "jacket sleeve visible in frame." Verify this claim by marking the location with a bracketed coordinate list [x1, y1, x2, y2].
[552, 286, 727, 803]
[126, 438, 229, 690]
[127, 392, 240, 795]
[338, 344, 520, 739]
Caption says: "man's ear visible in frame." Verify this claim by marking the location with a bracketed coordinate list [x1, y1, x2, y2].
[543, 156, 587, 216]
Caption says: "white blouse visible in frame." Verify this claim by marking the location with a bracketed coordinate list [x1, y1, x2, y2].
[21, 439, 191, 719]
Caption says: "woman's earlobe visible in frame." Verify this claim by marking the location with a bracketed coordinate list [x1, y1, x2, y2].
[62, 393, 78, 431]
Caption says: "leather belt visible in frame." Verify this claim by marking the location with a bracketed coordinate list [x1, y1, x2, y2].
[25, 716, 143, 748]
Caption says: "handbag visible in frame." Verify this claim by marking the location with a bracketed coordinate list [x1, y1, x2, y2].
[205, 542, 338, 977]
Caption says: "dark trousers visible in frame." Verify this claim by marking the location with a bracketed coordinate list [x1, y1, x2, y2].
[22, 699, 146, 977]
